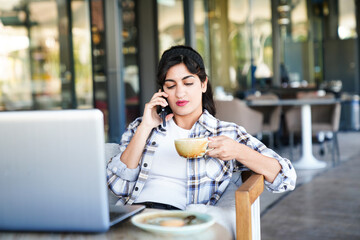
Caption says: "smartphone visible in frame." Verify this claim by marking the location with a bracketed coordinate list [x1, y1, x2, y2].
[156, 89, 172, 114]
[156, 89, 172, 127]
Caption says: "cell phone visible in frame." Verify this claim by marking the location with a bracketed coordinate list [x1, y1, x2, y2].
[156, 89, 171, 114]
[158, 102, 171, 128]
[157, 89, 172, 127]
[160, 108, 166, 127]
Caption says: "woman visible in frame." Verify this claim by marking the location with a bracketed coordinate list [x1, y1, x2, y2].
[107, 45, 296, 210]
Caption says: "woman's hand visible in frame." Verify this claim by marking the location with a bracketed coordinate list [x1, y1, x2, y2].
[206, 136, 241, 161]
[207, 135, 282, 183]
[141, 90, 173, 130]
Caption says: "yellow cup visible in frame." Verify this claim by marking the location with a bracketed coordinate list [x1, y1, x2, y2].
[174, 137, 208, 158]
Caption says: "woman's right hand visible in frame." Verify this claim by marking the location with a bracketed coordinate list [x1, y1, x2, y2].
[140, 90, 173, 130]
[121, 89, 173, 169]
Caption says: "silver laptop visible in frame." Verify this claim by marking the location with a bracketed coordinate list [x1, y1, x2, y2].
[0, 109, 144, 232]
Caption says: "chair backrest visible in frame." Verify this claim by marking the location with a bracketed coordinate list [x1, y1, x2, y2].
[285, 92, 341, 133]
[246, 93, 281, 132]
[215, 99, 263, 135]
[236, 173, 264, 240]
[301, 93, 341, 132]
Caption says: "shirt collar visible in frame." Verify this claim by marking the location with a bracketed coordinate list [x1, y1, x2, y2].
[155, 109, 218, 134]
[197, 109, 218, 133]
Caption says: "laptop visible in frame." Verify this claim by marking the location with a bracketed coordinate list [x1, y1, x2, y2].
[0, 109, 144, 232]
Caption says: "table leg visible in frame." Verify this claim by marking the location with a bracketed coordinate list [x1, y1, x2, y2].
[293, 104, 327, 169]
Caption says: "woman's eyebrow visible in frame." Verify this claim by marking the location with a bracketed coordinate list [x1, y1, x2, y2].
[182, 75, 195, 80]
[164, 79, 175, 83]
[164, 75, 195, 83]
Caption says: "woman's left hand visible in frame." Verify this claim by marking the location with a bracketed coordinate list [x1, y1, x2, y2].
[206, 136, 241, 161]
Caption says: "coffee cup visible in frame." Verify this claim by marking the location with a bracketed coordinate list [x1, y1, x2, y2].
[174, 137, 208, 158]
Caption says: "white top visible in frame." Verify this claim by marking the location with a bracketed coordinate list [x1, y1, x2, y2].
[134, 118, 189, 209]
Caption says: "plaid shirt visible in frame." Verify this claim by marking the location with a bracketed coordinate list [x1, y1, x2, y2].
[107, 110, 296, 206]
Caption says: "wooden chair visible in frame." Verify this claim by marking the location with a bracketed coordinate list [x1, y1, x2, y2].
[236, 173, 264, 240]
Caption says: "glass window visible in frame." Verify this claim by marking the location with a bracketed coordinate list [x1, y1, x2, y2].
[90, 0, 109, 137]
[248, 0, 272, 88]
[157, 0, 185, 56]
[0, 17, 31, 110]
[338, 0, 356, 39]
[71, 0, 93, 109]
[194, 0, 209, 69]
[29, 1, 61, 110]
[0, 1, 61, 110]
[206, 0, 232, 93]
[122, 0, 140, 125]
[282, 0, 321, 87]
[228, 0, 272, 93]
[0, 0, 94, 111]
[193, 0, 273, 96]
[290, 0, 308, 42]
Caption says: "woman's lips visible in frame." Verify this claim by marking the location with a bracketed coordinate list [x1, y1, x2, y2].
[176, 100, 189, 106]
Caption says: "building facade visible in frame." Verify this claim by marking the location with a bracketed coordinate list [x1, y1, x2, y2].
[0, 0, 359, 142]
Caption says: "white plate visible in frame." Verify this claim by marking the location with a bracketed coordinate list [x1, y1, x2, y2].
[131, 210, 215, 235]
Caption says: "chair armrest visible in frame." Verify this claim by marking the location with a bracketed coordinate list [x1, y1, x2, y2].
[235, 173, 264, 240]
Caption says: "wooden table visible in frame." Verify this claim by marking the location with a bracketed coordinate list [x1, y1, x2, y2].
[247, 98, 340, 169]
[0, 209, 232, 240]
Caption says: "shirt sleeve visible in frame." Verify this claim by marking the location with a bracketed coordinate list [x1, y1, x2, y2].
[263, 156, 296, 193]
[107, 154, 140, 181]
[106, 118, 142, 197]
[237, 126, 297, 193]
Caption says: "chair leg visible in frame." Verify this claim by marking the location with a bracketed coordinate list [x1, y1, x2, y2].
[318, 132, 326, 156]
[269, 132, 274, 150]
[334, 132, 340, 165]
[275, 130, 282, 149]
[289, 132, 294, 161]
[331, 137, 336, 167]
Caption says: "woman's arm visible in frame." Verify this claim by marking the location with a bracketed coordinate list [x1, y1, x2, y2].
[120, 123, 153, 168]
[234, 143, 281, 183]
[107, 90, 173, 197]
[120, 90, 173, 169]
[207, 136, 281, 183]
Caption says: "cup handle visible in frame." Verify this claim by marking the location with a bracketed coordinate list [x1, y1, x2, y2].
[205, 146, 213, 154]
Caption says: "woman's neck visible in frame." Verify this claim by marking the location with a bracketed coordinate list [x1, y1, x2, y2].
[173, 110, 203, 130]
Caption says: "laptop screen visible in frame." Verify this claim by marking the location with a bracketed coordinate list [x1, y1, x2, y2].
[0, 109, 110, 232]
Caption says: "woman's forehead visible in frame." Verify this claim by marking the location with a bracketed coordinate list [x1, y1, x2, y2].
[166, 63, 192, 78]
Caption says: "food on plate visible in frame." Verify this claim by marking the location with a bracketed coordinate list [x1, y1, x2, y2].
[159, 218, 185, 227]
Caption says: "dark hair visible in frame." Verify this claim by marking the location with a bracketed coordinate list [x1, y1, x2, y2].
[157, 45, 216, 116]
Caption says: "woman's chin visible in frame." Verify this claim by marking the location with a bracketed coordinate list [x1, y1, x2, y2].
[173, 108, 202, 118]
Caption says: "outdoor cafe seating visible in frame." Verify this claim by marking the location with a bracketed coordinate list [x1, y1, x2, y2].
[284, 92, 341, 166]
[246, 93, 282, 149]
[214, 99, 263, 137]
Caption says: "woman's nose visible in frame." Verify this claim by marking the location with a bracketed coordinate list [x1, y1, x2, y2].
[175, 84, 186, 98]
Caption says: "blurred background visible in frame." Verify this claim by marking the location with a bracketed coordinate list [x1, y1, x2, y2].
[1, 1, 360, 238]
[0, 0, 359, 142]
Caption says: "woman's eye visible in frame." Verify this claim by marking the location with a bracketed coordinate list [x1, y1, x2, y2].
[166, 85, 175, 89]
[185, 83, 193, 86]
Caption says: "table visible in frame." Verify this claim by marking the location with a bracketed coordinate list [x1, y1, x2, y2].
[0, 209, 232, 240]
[247, 98, 340, 170]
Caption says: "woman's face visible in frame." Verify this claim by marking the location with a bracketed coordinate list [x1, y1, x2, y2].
[163, 63, 207, 118]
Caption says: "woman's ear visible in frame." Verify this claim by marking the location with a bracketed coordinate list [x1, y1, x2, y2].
[201, 77, 208, 93]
